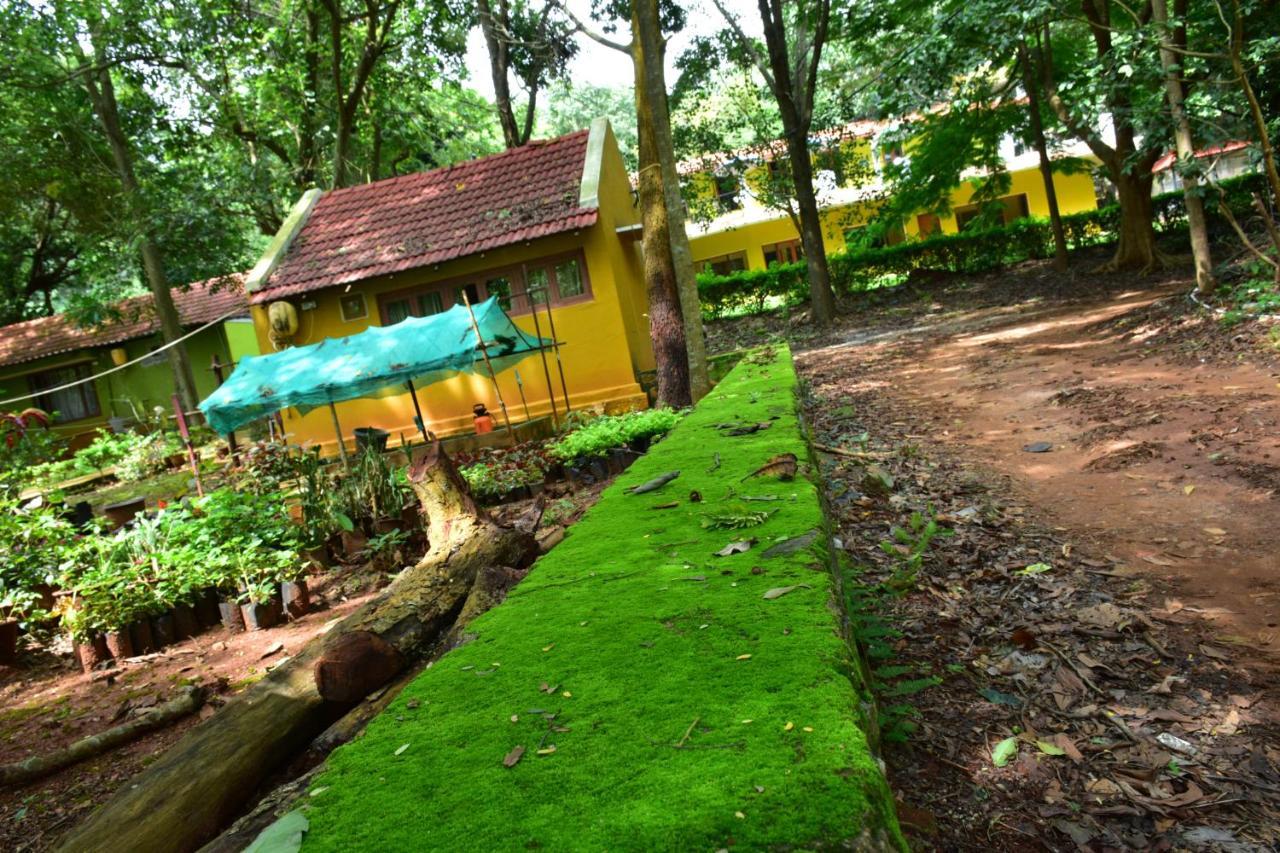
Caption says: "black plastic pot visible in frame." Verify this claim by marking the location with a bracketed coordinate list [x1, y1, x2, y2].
[373, 516, 404, 536]
[151, 612, 177, 648]
[76, 634, 110, 673]
[104, 628, 134, 660]
[241, 597, 283, 632]
[130, 619, 157, 654]
[628, 435, 652, 454]
[173, 604, 199, 640]
[400, 502, 421, 529]
[340, 529, 368, 560]
[354, 427, 390, 454]
[0, 619, 18, 666]
[194, 590, 222, 629]
[102, 497, 146, 530]
[218, 598, 246, 633]
[303, 546, 329, 573]
[281, 580, 310, 620]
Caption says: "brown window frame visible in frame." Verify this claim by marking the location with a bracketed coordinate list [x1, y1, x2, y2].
[762, 240, 803, 266]
[375, 250, 593, 326]
[697, 252, 748, 276]
[26, 361, 101, 423]
[954, 193, 1031, 231]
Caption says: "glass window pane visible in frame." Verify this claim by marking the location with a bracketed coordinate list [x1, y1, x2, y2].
[418, 291, 444, 315]
[454, 283, 480, 307]
[526, 268, 550, 305]
[385, 298, 412, 325]
[30, 365, 99, 422]
[486, 277, 512, 311]
[554, 260, 584, 298]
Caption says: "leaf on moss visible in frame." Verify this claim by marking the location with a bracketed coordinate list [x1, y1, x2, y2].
[245, 811, 308, 853]
[394, 743, 410, 755]
[762, 584, 810, 600]
[503, 745, 525, 767]
[762, 529, 819, 557]
[715, 539, 756, 557]
[741, 452, 797, 481]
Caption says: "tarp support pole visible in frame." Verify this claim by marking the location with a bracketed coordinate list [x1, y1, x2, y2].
[328, 401, 350, 469]
[405, 379, 431, 444]
[526, 283, 559, 429]
[513, 370, 532, 423]
[461, 294, 516, 447]
[539, 290, 572, 413]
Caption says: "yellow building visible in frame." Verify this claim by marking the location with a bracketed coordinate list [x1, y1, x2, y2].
[683, 122, 1101, 274]
[243, 119, 652, 452]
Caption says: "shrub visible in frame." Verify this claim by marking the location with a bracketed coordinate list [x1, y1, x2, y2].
[548, 408, 684, 463]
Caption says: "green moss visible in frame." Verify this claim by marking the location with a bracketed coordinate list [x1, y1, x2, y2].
[301, 346, 904, 851]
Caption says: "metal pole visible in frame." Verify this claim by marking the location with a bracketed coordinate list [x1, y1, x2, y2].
[524, 279, 559, 429]
[461, 293, 516, 446]
[539, 289, 572, 413]
[170, 394, 204, 497]
[328, 401, 350, 469]
[513, 370, 532, 422]
[405, 379, 431, 444]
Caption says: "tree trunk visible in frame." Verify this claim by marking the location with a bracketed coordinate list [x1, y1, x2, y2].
[1111, 169, 1164, 272]
[633, 0, 709, 401]
[55, 443, 537, 853]
[80, 30, 200, 410]
[786, 134, 838, 324]
[478, 0, 524, 149]
[1152, 0, 1214, 293]
[633, 43, 691, 409]
[1019, 41, 1069, 271]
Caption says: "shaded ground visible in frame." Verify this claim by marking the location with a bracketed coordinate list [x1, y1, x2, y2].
[751, 255, 1280, 849]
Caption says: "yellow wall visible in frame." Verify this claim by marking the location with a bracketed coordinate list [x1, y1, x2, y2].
[688, 163, 1100, 271]
[251, 124, 652, 453]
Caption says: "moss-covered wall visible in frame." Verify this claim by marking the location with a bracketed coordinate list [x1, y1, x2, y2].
[297, 346, 903, 851]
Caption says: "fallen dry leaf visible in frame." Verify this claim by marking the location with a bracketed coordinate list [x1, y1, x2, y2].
[503, 745, 525, 768]
[741, 453, 798, 482]
[762, 585, 810, 600]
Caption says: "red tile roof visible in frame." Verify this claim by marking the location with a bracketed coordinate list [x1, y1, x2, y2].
[0, 275, 246, 370]
[1152, 140, 1250, 173]
[252, 130, 598, 303]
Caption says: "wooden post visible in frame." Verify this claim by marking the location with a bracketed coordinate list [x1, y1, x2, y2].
[540, 291, 572, 413]
[405, 380, 431, 444]
[170, 394, 205, 497]
[525, 281, 559, 429]
[513, 370, 532, 423]
[210, 355, 240, 465]
[328, 401, 350, 469]
[460, 294, 515, 446]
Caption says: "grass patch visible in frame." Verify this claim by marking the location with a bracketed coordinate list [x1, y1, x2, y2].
[300, 346, 903, 851]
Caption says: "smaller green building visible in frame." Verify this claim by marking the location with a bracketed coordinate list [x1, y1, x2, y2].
[0, 277, 258, 448]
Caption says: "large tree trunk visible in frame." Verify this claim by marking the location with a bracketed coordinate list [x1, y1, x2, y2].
[787, 136, 838, 324]
[80, 27, 200, 410]
[478, 0, 527, 149]
[55, 443, 537, 853]
[633, 0, 710, 401]
[1019, 40, 1069, 271]
[1111, 168, 1164, 272]
[1152, 0, 1215, 293]
[633, 28, 692, 409]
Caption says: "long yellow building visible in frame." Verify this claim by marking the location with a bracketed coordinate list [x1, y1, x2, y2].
[680, 123, 1101, 275]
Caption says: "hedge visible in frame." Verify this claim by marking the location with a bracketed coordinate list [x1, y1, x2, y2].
[697, 171, 1269, 317]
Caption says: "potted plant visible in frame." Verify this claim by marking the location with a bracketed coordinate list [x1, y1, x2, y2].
[280, 556, 311, 620]
[238, 574, 283, 631]
[0, 586, 42, 666]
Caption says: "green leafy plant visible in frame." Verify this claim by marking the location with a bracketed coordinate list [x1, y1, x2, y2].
[548, 408, 683, 463]
[878, 507, 954, 592]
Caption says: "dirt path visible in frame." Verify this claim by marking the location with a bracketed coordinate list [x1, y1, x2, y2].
[804, 285, 1280, 656]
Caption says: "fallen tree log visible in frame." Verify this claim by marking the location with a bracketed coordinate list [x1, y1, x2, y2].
[56, 442, 538, 853]
[0, 685, 206, 787]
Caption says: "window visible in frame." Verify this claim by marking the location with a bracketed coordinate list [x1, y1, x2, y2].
[916, 213, 942, 238]
[375, 252, 591, 325]
[765, 158, 791, 184]
[713, 174, 741, 213]
[954, 193, 1031, 231]
[698, 253, 747, 276]
[339, 293, 367, 322]
[843, 225, 903, 251]
[28, 363, 100, 423]
[553, 260, 585, 299]
[763, 240, 803, 267]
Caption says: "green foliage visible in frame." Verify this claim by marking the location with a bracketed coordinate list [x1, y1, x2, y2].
[0, 494, 76, 624]
[548, 408, 684, 462]
[459, 461, 543, 503]
[878, 507, 953, 593]
[0, 409, 64, 492]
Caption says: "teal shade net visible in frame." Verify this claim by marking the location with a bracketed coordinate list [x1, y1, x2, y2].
[199, 297, 551, 435]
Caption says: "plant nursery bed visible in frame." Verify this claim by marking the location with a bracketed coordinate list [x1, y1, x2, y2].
[292, 346, 902, 851]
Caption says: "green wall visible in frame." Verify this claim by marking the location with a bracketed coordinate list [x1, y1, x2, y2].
[0, 322, 255, 446]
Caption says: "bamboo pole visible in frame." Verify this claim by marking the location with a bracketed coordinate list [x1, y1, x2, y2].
[460, 294, 515, 446]
[539, 288, 572, 413]
[405, 379, 431, 444]
[328, 401, 350, 469]
[525, 280, 560, 429]
[513, 370, 532, 422]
